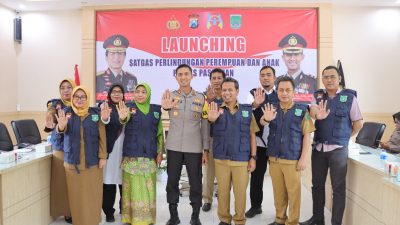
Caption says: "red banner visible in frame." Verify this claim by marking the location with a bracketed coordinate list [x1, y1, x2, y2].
[96, 8, 318, 103]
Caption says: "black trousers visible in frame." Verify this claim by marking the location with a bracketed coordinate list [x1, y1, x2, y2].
[102, 184, 122, 217]
[166, 150, 203, 208]
[249, 146, 268, 208]
[311, 147, 348, 225]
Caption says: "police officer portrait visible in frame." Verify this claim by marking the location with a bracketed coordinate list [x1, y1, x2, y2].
[279, 33, 317, 98]
[96, 34, 138, 102]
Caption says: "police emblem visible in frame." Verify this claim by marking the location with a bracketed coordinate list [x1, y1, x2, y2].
[92, 114, 99, 122]
[316, 94, 323, 99]
[218, 108, 224, 115]
[154, 111, 160, 119]
[230, 14, 242, 29]
[66, 113, 72, 119]
[339, 95, 348, 102]
[242, 110, 249, 118]
[189, 14, 199, 29]
[56, 103, 62, 110]
[167, 16, 180, 30]
[294, 109, 303, 117]
[288, 36, 298, 46]
[206, 14, 223, 29]
[113, 38, 122, 47]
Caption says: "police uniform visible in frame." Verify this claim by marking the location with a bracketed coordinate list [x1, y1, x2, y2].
[279, 33, 317, 96]
[96, 34, 138, 100]
[165, 89, 210, 216]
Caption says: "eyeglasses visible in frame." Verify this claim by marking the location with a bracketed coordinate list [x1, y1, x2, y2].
[322, 75, 338, 80]
[111, 90, 123, 95]
[73, 95, 87, 101]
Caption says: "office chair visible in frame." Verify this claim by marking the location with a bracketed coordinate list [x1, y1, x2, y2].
[0, 122, 14, 151]
[11, 119, 42, 147]
[355, 122, 386, 148]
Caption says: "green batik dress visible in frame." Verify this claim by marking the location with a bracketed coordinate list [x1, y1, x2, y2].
[121, 119, 164, 225]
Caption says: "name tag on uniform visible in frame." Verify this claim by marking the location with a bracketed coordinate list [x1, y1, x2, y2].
[154, 111, 160, 119]
[294, 109, 303, 117]
[339, 95, 348, 102]
[242, 110, 249, 118]
[92, 114, 99, 122]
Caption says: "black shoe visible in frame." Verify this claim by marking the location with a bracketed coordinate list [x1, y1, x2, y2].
[64, 216, 72, 224]
[190, 206, 201, 225]
[299, 217, 325, 225]
[202, 203, 211, 212]
[267, 222, 284, 225]
[166, 204, 180, 225]
[190, 218, 202, 225]
[106, 214, 115, 222]
[218, 222, 231, 225]
[245, 206, 262, 218]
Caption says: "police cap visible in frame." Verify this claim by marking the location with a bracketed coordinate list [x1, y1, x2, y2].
[279, 33, 307, 54]
[103, 34, 129, 52]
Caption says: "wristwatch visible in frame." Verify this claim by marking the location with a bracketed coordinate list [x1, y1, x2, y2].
[250, 155, 257, 160]
[263, 118, 271, 123]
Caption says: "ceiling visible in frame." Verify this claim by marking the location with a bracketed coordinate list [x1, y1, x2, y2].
[0, 0, 399, 12]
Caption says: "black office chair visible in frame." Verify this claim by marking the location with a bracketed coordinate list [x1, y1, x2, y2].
[355, 122, 386, 148]
[0, 122, 14, 151]
[11, 119, 42, 147]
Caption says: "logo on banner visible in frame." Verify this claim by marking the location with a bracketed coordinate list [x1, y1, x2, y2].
[167, 16, 180, 30]
[230, 14, 242, 29]
[206, 14, 223, 29]
[188, 14, 199, 29]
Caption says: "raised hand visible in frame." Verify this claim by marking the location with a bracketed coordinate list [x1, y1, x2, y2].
[315, 100, 330, 120]
[116, 101, 129, 121]
[208, 102, 222, 122]
[45, 112, 55, 129]
[161, 89, 173, 110]
[253, 87, 265, 108]
[261, 103, 277, 122]
[55, 109, 68, 131]
[205, 84, 216, 102]
[100, 101, 112, 121]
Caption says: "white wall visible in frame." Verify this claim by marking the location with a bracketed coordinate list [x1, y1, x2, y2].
[0, 4, 18, 112]
[332, 6, 400, 113]
[2, 5, 399, 113]
[16, 10, 81, 111]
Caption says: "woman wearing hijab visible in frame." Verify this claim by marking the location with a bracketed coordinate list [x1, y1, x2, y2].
[100, 84, 125, 222]
[44, 79, 75, 223]
[55, 86, 107, 225]
[117, 83, 164, 225]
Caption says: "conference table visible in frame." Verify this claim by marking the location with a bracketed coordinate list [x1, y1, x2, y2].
[0, 150, 52, 225]
[302, 141, 400, 225]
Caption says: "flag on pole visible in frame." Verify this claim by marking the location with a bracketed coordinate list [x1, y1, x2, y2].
[337, 60, 345, 88]
[74, 64, 80, 85]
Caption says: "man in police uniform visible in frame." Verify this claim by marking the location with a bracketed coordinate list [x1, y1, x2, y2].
[162, 64, 209, 225]
[279, 33, 316, 95]
[96, 34, 137, 101]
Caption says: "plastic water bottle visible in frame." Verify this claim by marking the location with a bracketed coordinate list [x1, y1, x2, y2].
[47, 135, 52, 144]
[380, 150, 388, 169]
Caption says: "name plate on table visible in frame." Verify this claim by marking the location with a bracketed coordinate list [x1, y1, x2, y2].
[0, 151, 16, 164]
[35, 143, 52, 153]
